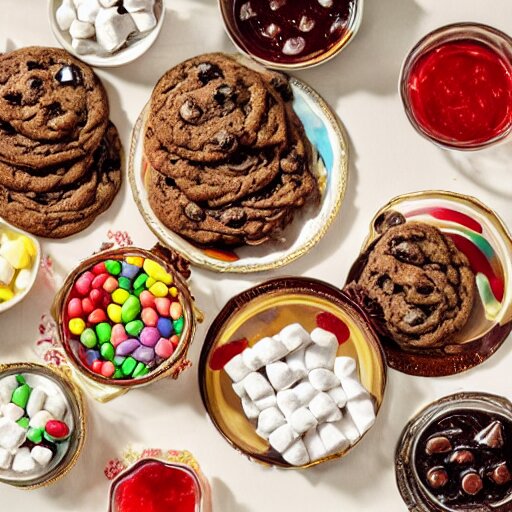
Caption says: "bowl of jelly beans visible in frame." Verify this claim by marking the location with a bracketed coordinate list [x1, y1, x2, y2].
[53, 246, 198, 387]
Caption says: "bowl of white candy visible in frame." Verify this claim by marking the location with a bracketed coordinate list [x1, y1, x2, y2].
[199, 277, 387, 469]
[49, 0, 165, 67]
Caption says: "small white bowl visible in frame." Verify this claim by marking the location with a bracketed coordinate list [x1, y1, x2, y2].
[48, 0, 165, 68]
[0, 221, 41, 315]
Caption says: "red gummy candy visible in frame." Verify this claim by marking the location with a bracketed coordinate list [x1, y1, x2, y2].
[67, 298, 83, 319]
[45, 420, 70, 440]
[88, 308, 107, 324]
[92, 273, 109, 289]
[92, 262, 107, 275]
[89, 288, 103, 306]
[92, 360, 103, 373]
[82, 297, 95, 315]
[75, 271, 94, 296]
[316, 312, 350, 345]
[209, 338, 249, 370]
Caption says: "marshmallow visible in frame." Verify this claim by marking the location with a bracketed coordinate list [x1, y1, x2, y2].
[29, 410, 53, 429]
[241, 347, 264, 372]
[266, 362, 298, 391]
[310, 327, 338, 348]
[130, 10, 157, 32]
[241, 396, 260, 420]
[124, 0, 155, 12]
[72, 37, 101, 55]
[44, 394, 67, 421]
[279, 323, 311, 352]
[252, 337, 288, 366]
[304, 428, 327, 462]
[334, 413, 361, 445]
[268, 424, 298, 453]
[224, 354, 251, 382]
[309, 392, 342, 423]
[232, 381, 246, 399]
[14, 269, 31, 292]
[339, 377, 368, 400]
[31, 446, 53, 467]
[293, 380, 317, 406]
[282, 438, 310, 466]
[254, 394, 276, 410]
[334, 356, 358, 379]
[289, 407, 317, 435]
[70, 19, 95, 39]
[99, 0, 118, 6]
[241, 373, 274, 402]
[0, 256, 14, 286]
[285, 348, 307, 380]
[0, 375, 17, 404]
[12, 447, 36, 473]
[95, 7, 137, 53]
[26, 387, 47, 418]
[276, 389, 301, 418]
[345, 396, 375, 436]
[257, 407, 286, 439]
[309, 368, 340, 391]
[305, 329, 337, 370]
[327, 386, 347, 408]
[1, 403, 24, 422]
[77, 0, 101, 23]
[318, 422, 350, 456]
[0, 418, 26, 450]
[0, 447, 12, 469]
[56, 0, 77, 31]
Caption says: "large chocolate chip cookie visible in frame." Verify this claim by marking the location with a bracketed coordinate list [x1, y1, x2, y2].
[356, 221, 475, 349]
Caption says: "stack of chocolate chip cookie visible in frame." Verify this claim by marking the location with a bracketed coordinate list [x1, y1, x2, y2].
[0, 47, 122, 238]
[144, 53, 320, 247]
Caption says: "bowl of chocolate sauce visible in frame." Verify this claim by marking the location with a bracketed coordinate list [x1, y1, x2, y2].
[218, 0, 364, 69]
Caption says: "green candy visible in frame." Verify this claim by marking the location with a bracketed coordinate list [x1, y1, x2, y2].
[121, 295, 141, 323]
[96, 322, 112, 344]
[11, 384, 31, 409]
[16, 374, 26, 385]
[133, 362, 149, 378]
[125, 320, 144, 337]
[27, 427, 43, 444]
[118, 277, 132, 290]
[133, 286, 145, 297]
[105, 259, 122, 276]
[173, 317, 184, 335]
[121, 357, 137, 376]
[16, 417, 29, 429]
[113, 369, 124, 379]
[100, 342, 115, 361]
[133, 273, 148, 290]
[80, 328, 98, 349]
[114, 356, 126, 367]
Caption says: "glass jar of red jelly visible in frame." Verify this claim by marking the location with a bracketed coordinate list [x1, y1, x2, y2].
[400, 23, 512, 150]
[218, 0, 364, 69]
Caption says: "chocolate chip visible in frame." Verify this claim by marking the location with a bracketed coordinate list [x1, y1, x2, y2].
[489, 463, 511, 485]
[270, 75, 293, 102]
[3, 92, 22, 105]
[377, 275, 394, 295]
[214, 84, 234, 104]
[417, 285, 434, 295]
[427, 467, 449, 489]
[55, 65, 82, 86]
[212, 130, 237, 151]
[374, 210, 406, 234]
[27, 61, 44, 70]
[179, 99, 203, 124]
[403, 308, 427, 327]
[426, 436, 452, 455]
[29, 78, 43, 90]
[0, 120, 15, 134]
[449, 450, 474, 465]
[475, 421, 504, 449]
[197, 62, 223, 85]
[461, 472, 483, 495]
[47, 102, 64, 117]
[220, 208, 247, 228]
[391, 241, 425, 265]
[184, 203, 205, 222]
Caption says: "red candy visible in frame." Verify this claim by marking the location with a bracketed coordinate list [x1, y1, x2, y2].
[155, 297, 171, 316]
[92, 273, 109, 289]
[170, 335, 180, 348]
[209, 338, 249, 370]
[316, 312, 350, 345]
[75, 271, 94, 296]
[92, 262, 107, 275]
[92, 361, 103, 373]
[45, 420, 70, 440]
[88, 308, 107, 324]
[141, 307, 158, 327]
[89, 288, 103, 306]
[82, 297, 95, 315]
[67, 298, 83, 318]
[101, 361, 115, 378]
[139, 290, 155, 309]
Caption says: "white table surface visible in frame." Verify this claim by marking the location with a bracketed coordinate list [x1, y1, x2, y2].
[2, 1, 512, 510]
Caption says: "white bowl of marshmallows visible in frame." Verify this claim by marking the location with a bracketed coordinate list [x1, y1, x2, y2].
[49, 0, 165, 67]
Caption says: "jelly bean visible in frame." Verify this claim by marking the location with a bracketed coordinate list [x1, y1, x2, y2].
[89, 288, 103, 306]
[121, 262, 139, 279]
[0, 287, 14, 302]
[101, 342, 115, 361]
[105, 260, 122, 276]
[149, 282, 168, 298]
[157, 317, 173, 338]
[91, 273, 109, 289]
[75, 271, 94, 296]
[68, 318, 86, 336]
[113, 369, 124, 379]
[80, 328, 98, 349]
[103, 276, 118, 293]
[86, 349, 100, 366]
[27, 427, 43, 444]
[17, 417, 29, 429]
[118, 276, 132, 290]
[16, 374, 25, 385]
[139, 290, 155, 309]
[169, 286, 178, 298]
[132, 345, 155, 363]
[116, 339, 140, 357]
[126, 320, 144, 337]
[92, 361, 103, 374]
[139, 327, 160, 347]
[112, 288, 129, 305]
[133, 273, 148, 290]
[155, 337, 174, 359]
[155, 297, 171, 317]
[141, 308, 158, 327]
[82, 297, 94, 315]
[143, 259, 173, 285]
[101, 361, 115, 377]
[92, 262, 106, 275]
[122, 357, 137, 376]
[113, 355, 125, 366]
[121, 295, 141, 323]
[45, 420, 70, 440]
[173, 317, 184, 335]
[107, 303, 122, 324]
[88, 308, 107, 324]
[126, 256, 144, 267]
[146, 277, 156, 289]
[67, 298, 83, 318]
[170, 335, 180, 348]
[96, 322, 112, 344]
[111, 324, 128, 347]
[170, 302, 183, 320]
[11, 384, 31, 409]
[133, 362, 149, 378]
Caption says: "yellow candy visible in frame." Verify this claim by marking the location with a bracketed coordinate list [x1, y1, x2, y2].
[112, 288, 129, 305]
[169, 286, 178, 298]
[0, 286, 14, 302]
[145, 277, 156, 289]
[126, 256, 144, 267]
[69, 318, 86, 336]
[149, 282, 168, 298]
[143, 259, 173, 285]
[0, 239, 30, 269]
[107, 304, 122, 323]
[19, 236, 37, 259]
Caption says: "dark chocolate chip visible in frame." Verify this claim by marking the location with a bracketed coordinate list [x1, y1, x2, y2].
[214, 84, 234, 104]
[47, 102, 64, 117]
[29, 78, 43, 90]
[391, 241, 425, 265]
[55, 65, 82, 86]
[197, 62, 223, 85]
[427, 467, 449, 489]
[417, 285, 434, 295]
[461, 472, 483, 495]
[374, 210, 406, 234]
[3, 92, 22, 105]
[26, 61, 44, 70]
[220, 208, 247, 228]
[403, 308, 427, 327]
[184, 203, 205, 222]
[426, 436, 452, 455]
[0, 120, 15, 134]
[212, 130, 237, 151]
[179, 99, 203, 124]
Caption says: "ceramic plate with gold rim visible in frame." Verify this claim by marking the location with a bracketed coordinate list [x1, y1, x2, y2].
[128, 70, 349, 273]
[198, 277, 386, 469]
[345, 190, 512, 377]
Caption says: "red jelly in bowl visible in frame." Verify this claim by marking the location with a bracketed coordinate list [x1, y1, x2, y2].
[401, 24, 512, 150]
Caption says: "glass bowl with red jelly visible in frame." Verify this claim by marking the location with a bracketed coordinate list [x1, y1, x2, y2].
[400, 23, 512, 150]
[52, 245, 199, 392]
[218, 0, 364, 70]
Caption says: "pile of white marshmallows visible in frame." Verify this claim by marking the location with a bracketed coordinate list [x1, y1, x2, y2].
[56, 0, 157, 55]
[225, 324, 376, 466]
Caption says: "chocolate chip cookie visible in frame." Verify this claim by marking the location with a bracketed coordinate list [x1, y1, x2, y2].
[356, 221, 475, 349]
[0, 46, 108, 169]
